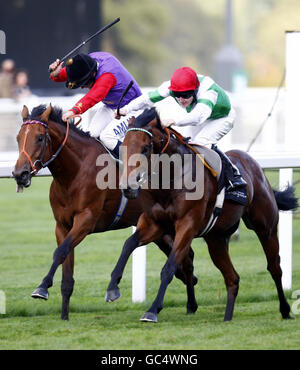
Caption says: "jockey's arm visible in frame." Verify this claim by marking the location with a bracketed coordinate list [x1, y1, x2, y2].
[49, 66, 67, 82]
[70, 73, 116, 114]
[174, 103, 212, 126]
[122, 80, 170, 115]
[174, 89, 217, 127]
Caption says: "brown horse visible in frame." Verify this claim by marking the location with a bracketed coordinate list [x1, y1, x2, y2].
[13, 104, 196, 320]
[107, 107, 298, 323]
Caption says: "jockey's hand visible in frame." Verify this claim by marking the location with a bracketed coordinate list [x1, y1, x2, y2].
[115, 107, 127, 119]
[49, 59, 63, 77]
[62, 110, 74, 122]
[161, 119, 175, 128]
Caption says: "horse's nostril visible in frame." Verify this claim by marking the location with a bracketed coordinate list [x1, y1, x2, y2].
[21, 171, 29, 181]
[14, 169, 31, 187]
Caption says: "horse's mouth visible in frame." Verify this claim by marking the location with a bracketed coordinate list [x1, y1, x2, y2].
[12, 170, 32, 191]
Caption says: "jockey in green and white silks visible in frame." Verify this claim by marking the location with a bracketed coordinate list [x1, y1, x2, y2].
[117, 66, 246, 190]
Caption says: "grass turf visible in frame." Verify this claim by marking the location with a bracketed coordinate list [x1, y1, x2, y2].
[0, 173, 299, 350]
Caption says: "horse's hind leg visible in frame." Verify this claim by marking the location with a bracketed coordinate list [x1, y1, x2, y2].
[254, 228, 291, 319]
[61, 250, 75, 320]
[205, 234, 240, 321]
[105, 231, 140, 302]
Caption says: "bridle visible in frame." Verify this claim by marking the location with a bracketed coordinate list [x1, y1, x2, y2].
[20, 114, 81, 175]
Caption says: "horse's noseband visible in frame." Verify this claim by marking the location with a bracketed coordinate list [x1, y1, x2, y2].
[21, 118, 70, 175]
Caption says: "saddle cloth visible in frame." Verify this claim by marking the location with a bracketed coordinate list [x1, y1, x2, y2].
[190, 144, 248, 236]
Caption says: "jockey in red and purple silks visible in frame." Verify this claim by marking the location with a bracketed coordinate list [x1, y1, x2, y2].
[49, 52, 142, 157]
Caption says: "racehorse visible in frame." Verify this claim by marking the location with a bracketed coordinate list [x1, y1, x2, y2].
[107, 107, 298, 323]
[12, 104, 196, 320]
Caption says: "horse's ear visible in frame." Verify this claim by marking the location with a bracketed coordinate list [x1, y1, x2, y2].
[21, 105, 29, 121]
[152, 107, 162, 130]
[40, 104, 52, 123]
[128, 116, 135, 127]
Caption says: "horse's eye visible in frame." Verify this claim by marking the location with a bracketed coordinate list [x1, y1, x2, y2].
[37, 135, 44, 143]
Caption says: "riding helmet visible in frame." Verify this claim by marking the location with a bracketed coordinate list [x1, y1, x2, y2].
[65, 54, 98, 89]
[169, 67, 200, 92]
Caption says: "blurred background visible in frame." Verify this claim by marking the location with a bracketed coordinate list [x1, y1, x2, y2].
[0, 0, 299, 153]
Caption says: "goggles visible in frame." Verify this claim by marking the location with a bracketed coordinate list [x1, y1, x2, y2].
[172, 90, 195, 99]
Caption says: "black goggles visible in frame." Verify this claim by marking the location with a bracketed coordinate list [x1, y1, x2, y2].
[172, 90, 195, 99]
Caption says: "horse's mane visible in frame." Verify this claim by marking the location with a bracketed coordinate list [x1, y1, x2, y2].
[132, 107, 190, 145]
[132, 107, 162, 130]
[30, 104, 91, 138]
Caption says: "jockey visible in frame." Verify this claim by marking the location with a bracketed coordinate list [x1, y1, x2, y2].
[49, 52, 142, 157]
[117, 66, 247, 190]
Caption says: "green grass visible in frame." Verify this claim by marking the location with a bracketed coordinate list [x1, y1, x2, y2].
[0, 173, 300, 350]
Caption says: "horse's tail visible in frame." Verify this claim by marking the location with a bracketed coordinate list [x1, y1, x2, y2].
[273, 185, 299, 211]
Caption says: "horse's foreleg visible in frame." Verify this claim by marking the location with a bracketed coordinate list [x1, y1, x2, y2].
[106, 212, 163, 302]
[31, 234, 72, 301]
[205, 234, 240, 321]
[141, 220, 196, 322]
[140, 251, 177, 323]
[182, 252, 198, 314]
[31, 210, 94, 318]
[55, 223, 76, 320]
[155, 236, 198, 287]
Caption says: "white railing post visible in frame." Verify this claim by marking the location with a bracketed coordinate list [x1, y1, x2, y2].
[278, 168, 293, 290]
[131, 227, 146, 302]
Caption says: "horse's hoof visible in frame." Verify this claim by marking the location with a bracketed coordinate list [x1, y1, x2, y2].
[283, 315, 294, 320]
[105, 288, 121, 302]
[140, 312, 158, 323]
[187, 304, 198, 314]
[31, 287, 49, 300]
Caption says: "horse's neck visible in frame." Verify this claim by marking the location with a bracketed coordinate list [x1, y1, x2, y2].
[47, 121, 89, 180]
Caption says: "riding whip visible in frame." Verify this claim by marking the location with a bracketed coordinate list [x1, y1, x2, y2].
[116, 80, 134, 117]
[49, 17, 120, 72]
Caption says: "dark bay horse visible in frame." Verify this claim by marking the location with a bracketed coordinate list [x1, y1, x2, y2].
[107, 107, 298, 323]
[13, 104, 196, 320]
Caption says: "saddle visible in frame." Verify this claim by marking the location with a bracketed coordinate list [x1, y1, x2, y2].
[164, 127, 247, 236]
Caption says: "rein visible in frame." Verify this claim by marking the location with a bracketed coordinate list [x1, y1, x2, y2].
[21, 114, 82, 175]
[163, 127, 217, 177]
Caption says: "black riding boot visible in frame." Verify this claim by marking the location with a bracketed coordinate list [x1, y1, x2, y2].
[212, 145, 247, 190]
[111, 141, 122, 159]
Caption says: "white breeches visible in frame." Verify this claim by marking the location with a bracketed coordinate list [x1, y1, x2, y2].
[87, 103, 141, 150]
[175, 108, 236, 148]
